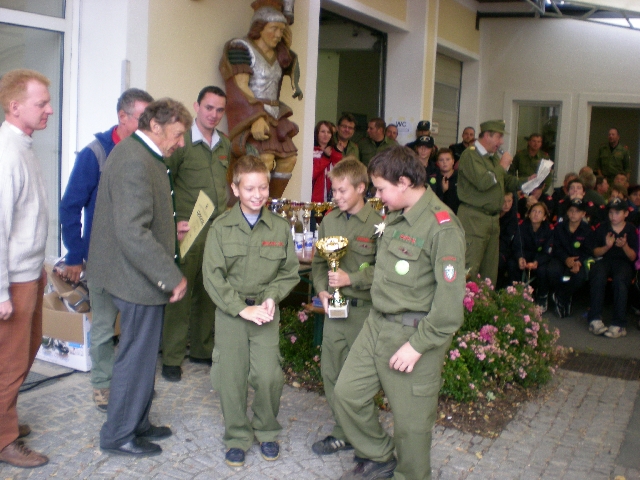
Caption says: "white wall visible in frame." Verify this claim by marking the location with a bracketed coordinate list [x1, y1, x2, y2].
[478, 17, 640, 185]
[71, 0, 148, 188]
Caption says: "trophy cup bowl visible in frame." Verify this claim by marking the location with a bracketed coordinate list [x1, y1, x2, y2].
[315, 236, 349, 318]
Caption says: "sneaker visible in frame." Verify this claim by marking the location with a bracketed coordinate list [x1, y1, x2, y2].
[260, 441, 280, 461]
[161, 365, 182, 382]
[0, 440, 48, 468]
[339, 457, 397, 480]
[536, 295, 548, 313]
[225, 448, 245, 467]
[604, 326, 627, 338]
[93, 388, 109, 412]
[312, 435, 353, 455]
[589, 319, 608, 336]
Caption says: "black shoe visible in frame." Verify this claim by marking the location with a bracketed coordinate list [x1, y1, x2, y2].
[161, 365, 182, 382]
[136, 425, 172, 440]
[101, 438, 162, 457]
[312, 435, 353, 455]
[188, 356, 213, 366]
[340, 457, 397, 480]
[552, 293, 566, 319]
[225, 448, 245, 466]
[260, 441, 280, 461]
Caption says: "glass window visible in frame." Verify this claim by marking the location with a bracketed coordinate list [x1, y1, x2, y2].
[0, 22, 63, 257]
[516, 103, 560, 185]
[0, 0, 65, 18]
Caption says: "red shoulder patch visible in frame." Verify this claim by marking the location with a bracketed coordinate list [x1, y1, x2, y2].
[435, 211, 451, 224]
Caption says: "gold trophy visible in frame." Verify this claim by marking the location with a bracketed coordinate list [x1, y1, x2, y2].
[315, 236, 349, 318]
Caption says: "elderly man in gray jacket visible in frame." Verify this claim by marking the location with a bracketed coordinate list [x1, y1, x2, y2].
[87, 99, 190, 457]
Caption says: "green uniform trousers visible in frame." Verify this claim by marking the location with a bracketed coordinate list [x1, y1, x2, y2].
[333, 310, 450, 480]
[210, 307, 284, 451]
[162, 236, 216, 365]
[321, 302, 370, 441]
[88, 281, 119, 389]
[458, 203, 500, 285]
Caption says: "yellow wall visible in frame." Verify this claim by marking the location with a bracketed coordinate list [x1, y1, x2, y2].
[437, 0, 480, 55]
[146, 0, 310, 200]
[355, 0, 407, 22]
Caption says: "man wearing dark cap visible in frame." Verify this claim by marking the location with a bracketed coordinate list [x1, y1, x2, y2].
[413, 135, 437, 177]
[457, 120, 531, 284]
[449, 126, 475, 164]
[405, 120, 432, 151]
[358, 117, 397, 167]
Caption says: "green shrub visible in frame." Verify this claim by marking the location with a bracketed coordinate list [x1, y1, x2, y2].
[279, 307, 322, 386]
[440, 279, 562, 402]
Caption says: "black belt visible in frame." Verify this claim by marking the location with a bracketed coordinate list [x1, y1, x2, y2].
[347, 298, 372, 307]
[384, 311, 429, 328]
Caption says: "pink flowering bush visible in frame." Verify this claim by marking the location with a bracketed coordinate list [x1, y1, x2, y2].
[441, 279, 562, 402]
[279, 307, 322, 384]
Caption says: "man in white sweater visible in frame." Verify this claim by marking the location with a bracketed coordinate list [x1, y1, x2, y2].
[0, 69, 52, 468]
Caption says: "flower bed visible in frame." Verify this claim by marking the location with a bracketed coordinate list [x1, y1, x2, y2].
[279, 307, 322, 389]
[441, 279, 562, 402]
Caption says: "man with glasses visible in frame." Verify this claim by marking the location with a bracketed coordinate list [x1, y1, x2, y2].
[59, 88, 153, 412]
[334, 113, 359, 160]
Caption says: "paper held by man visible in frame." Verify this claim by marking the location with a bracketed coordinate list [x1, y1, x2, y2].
[521, 159, 554, 195]
[179, 190, 215, 258]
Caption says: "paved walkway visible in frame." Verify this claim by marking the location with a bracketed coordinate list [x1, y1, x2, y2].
[2, 354, 639, 479]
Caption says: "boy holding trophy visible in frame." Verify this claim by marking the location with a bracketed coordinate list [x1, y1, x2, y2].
[333, 146, 465, 480]
[311, 157, 380, 455]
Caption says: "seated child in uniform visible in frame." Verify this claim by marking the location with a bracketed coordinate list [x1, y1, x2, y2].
[509, 202, 554, 310]
[202, 155, 300, 467]
[548, 199, 594, 318]
[587, 199, 638, 338]
[498, 192, 518, 288]
[310, 156, 380, 456]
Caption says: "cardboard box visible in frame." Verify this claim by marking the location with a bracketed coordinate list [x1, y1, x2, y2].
[36, 293, 92, 371]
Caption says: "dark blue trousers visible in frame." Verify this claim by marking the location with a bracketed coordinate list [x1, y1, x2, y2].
[587, 258, 633, 327]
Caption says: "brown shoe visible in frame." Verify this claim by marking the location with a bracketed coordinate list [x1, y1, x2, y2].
[0, 440, 49, 468]
[18, 424, 31, 438]
[93, 388, 109, 412]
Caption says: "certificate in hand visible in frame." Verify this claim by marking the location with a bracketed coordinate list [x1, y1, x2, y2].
[521, 159, 554, 195]
[179, 190, 215, 258]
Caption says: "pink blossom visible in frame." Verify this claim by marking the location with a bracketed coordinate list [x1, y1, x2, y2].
[290, 335, 297, 344]
[449, 349, 461, 360]
[524, 315, 531, 324]
[459, 341, 467, 349]
[506, 286, 517, 295]
[476, 352, 486, 361]
[466, 282, 479, 293]
[463, 296, 475, 312]
[313, 355, 320, 362]
[518, 368, 527, 379]
[479, 324, 498, 343]
[298, 310, 308, 322]
[469, 383, 476, 390]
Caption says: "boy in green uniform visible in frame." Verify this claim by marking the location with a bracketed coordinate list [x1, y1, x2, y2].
[334, 146, 466, 480]
[202, 155, 299, 467]
[311, 157, 380, 455]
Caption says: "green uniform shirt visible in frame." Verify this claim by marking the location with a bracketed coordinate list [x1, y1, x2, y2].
[312, 202, 380, 301]
[458, 144, 521, 216]
[203, 203, 300, 317]
[165, 127, 231, 225]
[333, 135, 360, 160]
[370, 188, 465, 354]
[512, 148, 551, 191]
[596, 143, 630, 180]
[357, 136, 398, 167]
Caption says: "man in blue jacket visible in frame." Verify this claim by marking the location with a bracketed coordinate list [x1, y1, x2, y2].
[59, 88, 152, 412]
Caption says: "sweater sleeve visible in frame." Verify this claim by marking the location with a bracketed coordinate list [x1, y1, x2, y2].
[0, 156, 22, 302]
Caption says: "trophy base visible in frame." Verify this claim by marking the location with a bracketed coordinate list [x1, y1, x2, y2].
[328, 303, 349, 319]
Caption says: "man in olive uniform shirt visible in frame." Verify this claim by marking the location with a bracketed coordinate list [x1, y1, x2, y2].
[458, 120, 529, 285]
[334, 146, 465, 480]
[311, 158, 379, 456]
[512, 133, 551, 192]
[358, 117, 397, 167]
[334, 113, 359, 160]
[161, 86, 231, 381]
[596, 128, 630, 184]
